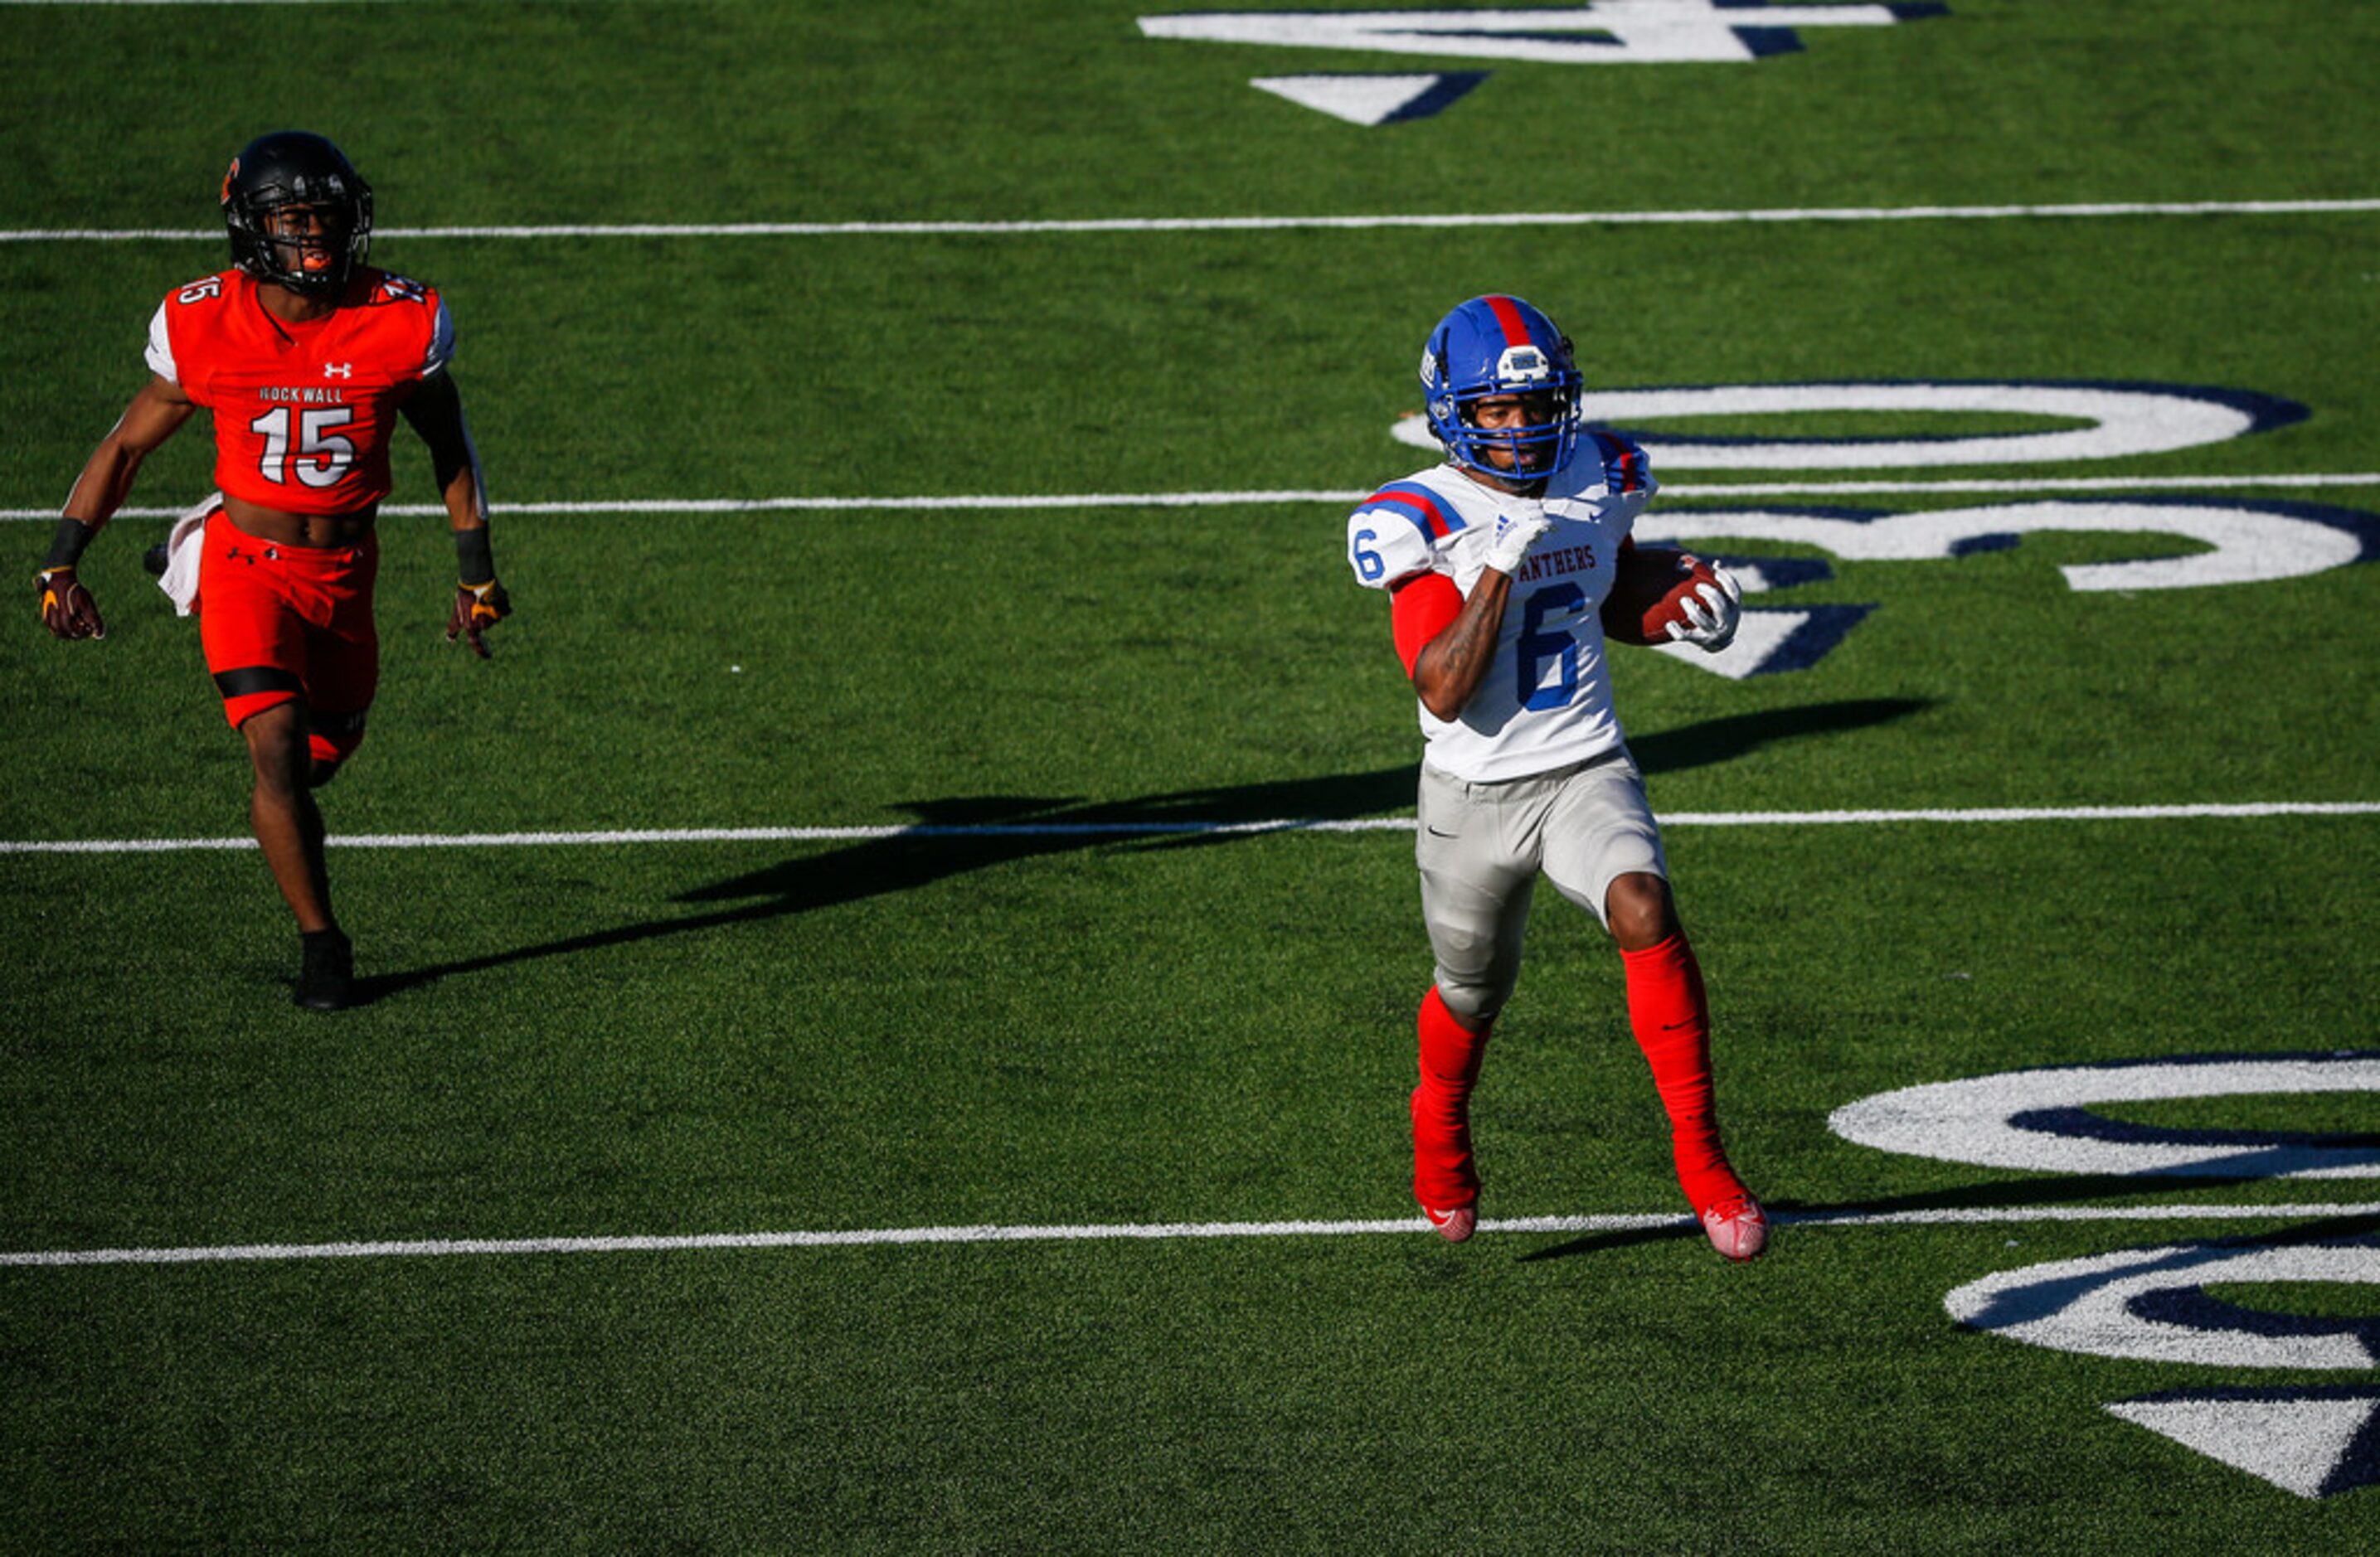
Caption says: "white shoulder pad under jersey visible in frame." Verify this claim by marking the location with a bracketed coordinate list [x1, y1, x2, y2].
[144, 299, 178, 384]
[1346, 472, 1477, 590]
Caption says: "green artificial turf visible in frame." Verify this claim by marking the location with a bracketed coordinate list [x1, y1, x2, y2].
[3, 2, 2378, 1549]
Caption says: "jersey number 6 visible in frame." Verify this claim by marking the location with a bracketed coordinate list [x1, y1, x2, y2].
[1518, 582, 1586, 711]
[1350, 527, 1387, 584]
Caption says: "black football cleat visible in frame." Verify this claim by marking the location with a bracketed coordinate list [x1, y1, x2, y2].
[142, 541, 169, 577]
[294, 928, 355, 1011]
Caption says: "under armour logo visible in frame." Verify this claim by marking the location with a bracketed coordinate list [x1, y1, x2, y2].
[323, 362, 353, 380]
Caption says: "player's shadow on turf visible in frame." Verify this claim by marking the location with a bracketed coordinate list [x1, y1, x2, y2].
[346, 767, 1422, 1002]
[1513, 1172, 2363, 1263]
[1629, 697, 1931, 776]
[347, 696, 1930, 1005]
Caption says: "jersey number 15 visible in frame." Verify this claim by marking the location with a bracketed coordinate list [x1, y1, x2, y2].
[249, 405, 356, 489]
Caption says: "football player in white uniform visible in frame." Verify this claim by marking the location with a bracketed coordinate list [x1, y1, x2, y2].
[1346, 294, 1765, 1259]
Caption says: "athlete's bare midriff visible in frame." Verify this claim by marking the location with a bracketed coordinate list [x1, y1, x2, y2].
[221, 494, 377, 547]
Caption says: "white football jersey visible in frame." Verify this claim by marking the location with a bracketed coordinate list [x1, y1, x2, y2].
[1346, 434, 1658, 783]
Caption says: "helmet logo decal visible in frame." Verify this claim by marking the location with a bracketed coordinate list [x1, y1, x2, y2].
[1496, 344, 1551, 385]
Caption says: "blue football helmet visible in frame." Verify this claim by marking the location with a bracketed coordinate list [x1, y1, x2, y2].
[1420, 295, 1584, 481]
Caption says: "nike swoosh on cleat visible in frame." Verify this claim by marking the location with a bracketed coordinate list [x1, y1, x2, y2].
[1423, 1205, 1477, 1242]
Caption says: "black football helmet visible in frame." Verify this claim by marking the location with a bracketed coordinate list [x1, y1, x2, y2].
[221, 131, 373, 297]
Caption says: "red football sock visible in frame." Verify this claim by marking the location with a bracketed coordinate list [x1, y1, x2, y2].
[1619, 934, 1745, 1212]
[1411, 986, 1489, 1210]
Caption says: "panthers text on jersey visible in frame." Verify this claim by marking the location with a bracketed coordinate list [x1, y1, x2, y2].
[145, 266, 454, 515]
[1346, 433, 1658, 783]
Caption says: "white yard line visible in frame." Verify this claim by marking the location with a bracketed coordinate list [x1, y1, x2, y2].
[6, 1201, 2375, 1268]
[8, 199, 2380, 241]
[6, 804, 2378, 856]
[6, 471, 2380, 524]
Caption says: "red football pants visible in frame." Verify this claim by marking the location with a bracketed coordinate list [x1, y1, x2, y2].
[196, 509, 379, 768]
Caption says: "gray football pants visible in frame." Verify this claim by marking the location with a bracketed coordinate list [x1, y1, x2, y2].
[1415, 749, 1668, 1026]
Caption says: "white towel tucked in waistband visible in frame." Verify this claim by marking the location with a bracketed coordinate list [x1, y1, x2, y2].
[154, 493, 221, 618]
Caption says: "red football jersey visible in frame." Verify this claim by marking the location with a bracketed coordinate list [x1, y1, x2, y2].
[146, 266, 453, 514]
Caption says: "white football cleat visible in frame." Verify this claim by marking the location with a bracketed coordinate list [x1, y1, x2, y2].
[1699, 1192, 1769, 1262]
[1423, 1205, 1477, 1244]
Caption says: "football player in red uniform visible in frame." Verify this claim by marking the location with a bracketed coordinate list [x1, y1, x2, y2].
[36, 131, 511, 1011]
[1346, 295, 1764, 1259]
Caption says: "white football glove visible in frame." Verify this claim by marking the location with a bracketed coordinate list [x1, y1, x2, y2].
[1664, 559, 1744, 652]
[1480, 504, 1554, 576]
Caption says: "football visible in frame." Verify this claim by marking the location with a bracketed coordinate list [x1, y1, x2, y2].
[1601, 546, 1722, 646]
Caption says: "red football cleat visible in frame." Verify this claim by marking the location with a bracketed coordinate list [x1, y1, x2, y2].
[1423, 1204, 1477, 1244]
[1699, 1192, 1769, 1262]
